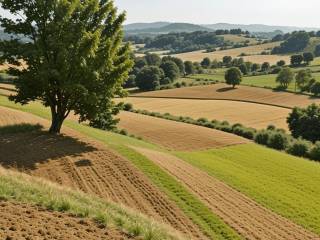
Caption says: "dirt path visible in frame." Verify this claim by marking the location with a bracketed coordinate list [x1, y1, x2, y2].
[132, 147, 320, 240]
[0, 106, 206, 239]
[0, 201, 131, 240]
[118, 111, 248, 151]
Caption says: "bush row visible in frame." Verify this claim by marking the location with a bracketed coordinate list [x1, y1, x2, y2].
[125, 107, 320, 162]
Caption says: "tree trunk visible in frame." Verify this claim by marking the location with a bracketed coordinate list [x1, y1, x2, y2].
[49, 111, 64, 134]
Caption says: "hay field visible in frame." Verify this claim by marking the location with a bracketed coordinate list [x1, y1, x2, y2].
[173, 42, 290, 64]
[222, 34, 258, 44]
[133, 83, 320, 108]
[119, 98, 290, 130]
[118, 111, 248, 151]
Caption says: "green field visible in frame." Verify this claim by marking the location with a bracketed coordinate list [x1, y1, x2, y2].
[176, 144, 320, 235]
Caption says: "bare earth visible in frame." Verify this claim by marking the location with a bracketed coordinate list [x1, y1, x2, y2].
[119, 97, 290, 130]
[0, 201, 131, 240]
[172, 42, 290, 65]
[0, 107, 205, 239]
[133, 83, 320, 109]
[118, 111, 249, 151]
[133, 147, 320, 240]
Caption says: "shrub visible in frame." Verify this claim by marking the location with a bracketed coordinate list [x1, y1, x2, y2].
[254, 130, 270, 145]
[119, 129, 128, 136]
[233, 127, 255, 139]
[309, 141, 320, 161]
[287, 138, 311, 157]
[123, 103, 133, 111]
[267, 132, 288, 150]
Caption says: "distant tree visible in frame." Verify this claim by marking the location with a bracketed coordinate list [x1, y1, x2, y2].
[144, 53, 161, 66]
[291, 54, 304, 66]
[272, 31, 310, 54]
[123, 75, 136, 89]
[184, 61, 195, 75]
[303, 52, 314, 65]
[287, 104, 320, 142]
[193, 62, 204, 74]
[251, 63, 261, 72]
[311, 82, 320, 96]
[261, 62, 271, 72]
[160, 61, 180, 81]
[296, 69, 312, 92]
[223, 56, 233, 66]
[135, 58, 147, 69]
[276, 68, 294, 89]
[0, 0, 133, 133]
[315, 45, 320, 57]
[277, 60, 286, 67]
[316, 31, 320, 37]
[225, 67, 242, 88]
[136, 66, 164, 91]
[162, 56, 185, 75]
[239, 63, 248, 75]
[201, 57, 211, 68]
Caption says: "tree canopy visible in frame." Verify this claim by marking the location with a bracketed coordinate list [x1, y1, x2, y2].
[225, 67, 242, 88]
[276, 68, 294, 89]
[0, 0, 133, 133]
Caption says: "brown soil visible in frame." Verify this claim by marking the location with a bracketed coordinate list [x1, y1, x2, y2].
[133, 83, 320, 109]
[0, 201, 131, 240]
[118, 111, 249, 151]
[0, 107, 205, 239]
[133, 147, 320, 240]
[118, 97, 290, 130]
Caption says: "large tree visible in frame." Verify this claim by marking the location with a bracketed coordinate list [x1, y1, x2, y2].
[0, 0, 133, 133]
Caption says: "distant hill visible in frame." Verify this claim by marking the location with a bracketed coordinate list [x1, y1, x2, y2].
[203, 23, 320, 33]
[125, 23, 211, 34]
[124, 22, 320, 34]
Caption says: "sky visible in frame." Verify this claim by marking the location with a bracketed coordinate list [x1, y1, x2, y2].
[114, 0, 320, 28]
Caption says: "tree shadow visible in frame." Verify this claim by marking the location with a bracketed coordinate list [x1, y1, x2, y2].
[0, 124, 97, 171]
[216, 87, 237, 92]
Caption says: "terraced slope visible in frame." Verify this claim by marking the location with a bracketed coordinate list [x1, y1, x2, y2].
[133, 83, 320, 108]
[0, 107, 205, 239]
[119, 97, 290, 130]
[118, 111, 249, 151]
[133, 147, 320, 240]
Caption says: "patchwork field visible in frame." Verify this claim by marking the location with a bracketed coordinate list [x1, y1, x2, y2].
[119, 97, 290, 130]
[222, 34, 259, 45]
[118, 111, 249, 151]
[173, 42, 290, 64]
[134, 83, 320, 108]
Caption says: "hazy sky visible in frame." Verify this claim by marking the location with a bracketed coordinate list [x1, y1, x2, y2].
[114, 0, 320, 27]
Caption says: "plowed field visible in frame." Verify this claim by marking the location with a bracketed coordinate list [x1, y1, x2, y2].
[133, 147, 320, 240]
[118, 111, 249, 151]
[133, 83, 320, 108]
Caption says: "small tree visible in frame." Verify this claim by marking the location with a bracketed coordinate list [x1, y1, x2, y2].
[311, 82, 320, 96]
[291, 54, 304, 66]
[162, 56, 185, 75]
[239, 63, 248, 75]
[276, 68, 294, 89]
[303, 52, 314, 65]
[225, 67, 242, 88]
[160, 61, 180, 82]
[295, 69, 312, 92]
[223, 56, 232, 66]
[144, 53, 161, 66]
[287, 104, 320, 142]
[184, 61, 195, 75]
[136, 66, 164, 91]
[201, 57, 211, 68]
[277, 60, 286, 67]
[0, 0, 133, 134]
[251, 63, 261, 72]
[261, 62, 271, 72]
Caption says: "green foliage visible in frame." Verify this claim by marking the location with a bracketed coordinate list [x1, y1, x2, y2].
[287, 138, 311, 157]
[225, 67, 242, 88]
[0, 0, 133, 133]
[144, 53, 162, 66]
[135, 66, 164, 91]
[239, 63, 248, 75]
[272, 31, 310, 54]
[160, 61, 180, 81]
[310, 82, 320, 96]
[296, 69, 313, 92]
[303, 52, 314, 65]
[184, 61, 195, 75]
[276, 68, 294, 88]
[287, 104, 320, 142]
[162, 56, 185, 75]
[201, 57, 211, 68]
[222, 56, 232, 66]
[291, 55, 304, 66]
[309, 142, 320, 161]
[315, 45, 320, 57]
[277, 60, 286, 67]
[261, 62, 271, 72]
[254, 130, 270, 145]
[267, 132, 288, 150]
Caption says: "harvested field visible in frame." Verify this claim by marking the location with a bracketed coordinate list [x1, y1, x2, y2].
[0, 107, 205, 239]
[133, 147, 320, 240]
[118, 111, 248, 151]
[0, 201, 130, 240]
[133, 83, 320, 108]
[120, 97, 290, 130]
[173, 42, 290, 64]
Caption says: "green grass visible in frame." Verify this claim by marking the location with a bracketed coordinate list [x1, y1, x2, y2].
[176, 144, 320, 235]
[0, 95, 242, 240]
[0, 167, 183, 240]
[113, 145, 242, 240]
